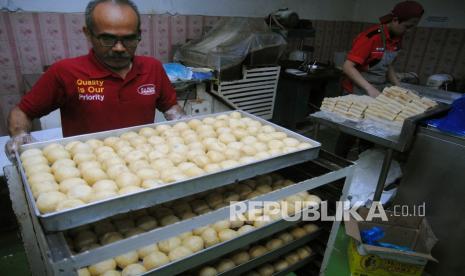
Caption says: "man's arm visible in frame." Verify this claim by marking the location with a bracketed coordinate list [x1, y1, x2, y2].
[343, 60, 381, 97]
[387, 64, 400, 86]
[163, 104, 187, 120]
[5, 106, 35, 162]
[8, 106, 32, 136]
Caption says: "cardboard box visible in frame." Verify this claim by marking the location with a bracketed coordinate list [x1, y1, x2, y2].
[345, 208, 437, 276]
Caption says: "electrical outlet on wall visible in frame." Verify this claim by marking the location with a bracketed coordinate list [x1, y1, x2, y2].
[185, 99, 211, 116]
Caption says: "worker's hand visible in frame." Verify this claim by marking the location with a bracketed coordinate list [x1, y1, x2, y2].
[4, 132, 36, 163]
[366, 86, 381, 98]
[163, 105, 189, 121]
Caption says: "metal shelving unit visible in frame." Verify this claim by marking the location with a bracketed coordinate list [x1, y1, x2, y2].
[6, 113, 354, 276]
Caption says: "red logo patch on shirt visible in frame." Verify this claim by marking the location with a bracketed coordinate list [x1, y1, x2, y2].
[137, 84, 156, 95]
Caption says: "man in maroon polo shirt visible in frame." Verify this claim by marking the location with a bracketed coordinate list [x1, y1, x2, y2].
[5, 0, 185, 161]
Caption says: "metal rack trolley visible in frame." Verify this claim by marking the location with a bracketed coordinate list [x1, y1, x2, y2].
[6, 111, 355, 275]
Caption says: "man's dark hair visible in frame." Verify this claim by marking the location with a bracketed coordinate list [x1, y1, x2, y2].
[85, 0, 141, 33]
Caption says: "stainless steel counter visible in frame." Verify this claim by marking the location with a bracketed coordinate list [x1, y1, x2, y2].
[394, 126, 465, 275]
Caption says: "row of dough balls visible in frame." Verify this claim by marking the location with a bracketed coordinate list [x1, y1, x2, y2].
[73, 191, 321, 275]
[67, 173, 321, 253]
[20, 114, 315, 214]
[196, 224, 316, 276]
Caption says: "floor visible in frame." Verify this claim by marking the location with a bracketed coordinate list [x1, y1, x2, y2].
[0, 125, 351, 276]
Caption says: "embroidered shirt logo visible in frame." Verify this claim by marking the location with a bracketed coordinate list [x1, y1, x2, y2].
[137, 84, 156, 95]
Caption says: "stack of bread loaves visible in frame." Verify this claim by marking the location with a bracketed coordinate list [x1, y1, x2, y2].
[320, 86, 437, 123]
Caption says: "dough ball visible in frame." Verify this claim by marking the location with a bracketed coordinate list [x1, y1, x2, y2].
[128, 160, 151, 173]
[224, 148, 241, 161]
[256, 184, 272, 194]
[231, 250, 250, 265]
[240, 145, 257, 156]
[232, 129, 248, 140]
[198, 130, 217, 140]
[205, 150, 224, 163]
[270, 131, 287, 140]
[55, 198, 85, 211]
[282, 138, 299, 147]
[276, 232, 294, 244]
[54, 166, 81, 182]
[305, 194, 322, 206]
[213, 220, 231, 232]
[190, 155, 210, 168]
[139, 127, 157, 137]
[129, 136, 147, 148]
[192, 224, 210, 235]
[218, 229, 238, 242]
[202, 117, 216, 125]
[158, 237, 182, 253]
[25, 163, 51, 178]
[296, 246, 312, 259]
[42, 143, 65, 156]
[77, 267, 91, 276]
[290, 227, 306, 239]
[218, 133, 236, 144]
[51, 158, 76, 172]
[215, 259, 235, 273]
[147, 136, 165, 146]
[160, 214, 180, 226]
[82, 168, 108, 185]
[228, 118, 245, 129]
[229, 111, 242, 119]
[249, 245, 267, 258]
[73, 152, 97, 164]
[92, 179, 118, 193]
[237, 224, 255, 235]
[88, 259, 117, 276]
[20, 148, 43, 161]
[241, 136, 257, 145]
[135, 168, 159, 181]
[121, 263, 147, 276]
[46, 149, 71, 163]
[100, 232, 123, 245]
[22, 155, 49, 168]
[273, 260, 289, 272]
[297, 142, 313, 149]
[28, 172, 55, 187]
[135, 215, 158, 231]
[78, 161, 102, 171]
[36, 191, 67, 213]
[93, 221, 116, 236]
[142, 251, 170, 270]
[124, 227, 144, 238]
[255, 151, 271, 160]
[137, 243, 158, 259]
[58, 177, 87, 193]
[246, 126, 260, 136]
[168, 245, 193, 261]
[120, 131, 139, 141]
[181, 235, 204, 253]
[115, 172, 141, 188]
[203, 163, 221, 173]
[257, 264, 275, 276]
[265, 238, 284, 250]
[220, 160, 239, 169]
[238, 156, 256, 164]
[118, 186, 144, 195]
[302, 223, 319, 234]
[285, 252, 300, 265]
[103, 136, 120, 147]
[198, 266, 218, 276]
[115, 251, 139, 269]
[167, 152, 187, 165]
[201, 228, 220, 247]
[32, 181, 59, 199]
[206, 193, 223, 207]
[90, 190, 118, 202]
[253, 215, 271, 228]
[151, 158, 174, 171]
[141, 179, 164, 189]
[74, 230, 98, 250]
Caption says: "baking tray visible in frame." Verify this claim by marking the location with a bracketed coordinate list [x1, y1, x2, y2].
[311, 104, 449, 152]
[16, 110, 321, 232]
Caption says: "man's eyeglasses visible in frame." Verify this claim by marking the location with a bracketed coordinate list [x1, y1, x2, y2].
[91, 32, 141, 48]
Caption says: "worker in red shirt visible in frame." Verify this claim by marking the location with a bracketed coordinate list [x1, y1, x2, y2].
[342, 0, 424, 97]
[5, 0, 185, 161]
[336, 1, 424, 158]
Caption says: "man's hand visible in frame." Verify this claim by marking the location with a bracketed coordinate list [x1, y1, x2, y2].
[163, 104, 189, 121]
[5, 132, 36, 163]
[365, 86, 381, 98]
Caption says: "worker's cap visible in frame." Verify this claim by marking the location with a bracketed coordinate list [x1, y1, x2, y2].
[380, 1, 424, 24]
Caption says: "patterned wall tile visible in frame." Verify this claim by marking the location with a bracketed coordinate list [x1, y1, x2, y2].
[137, 14, 153, 57]
[0, 93, 22, 126]
[0, 13, 11, 41]
[38, 13, 64, 41]
[64, 13, 85, 41]
[171, 15, 187, 46]
[44, 39, 67, 65]
[187, 15, 203, 40]
[0, 69, 20, 94]
[153, 14, 170, 62]
[17, 40, 43, 73]
[0, 40, 16, 68]
[68, 39, 89, 58]
[437, 29, 465, 75]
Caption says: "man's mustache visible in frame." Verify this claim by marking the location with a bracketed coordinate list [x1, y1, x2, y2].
[105, 52, 131, 59]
